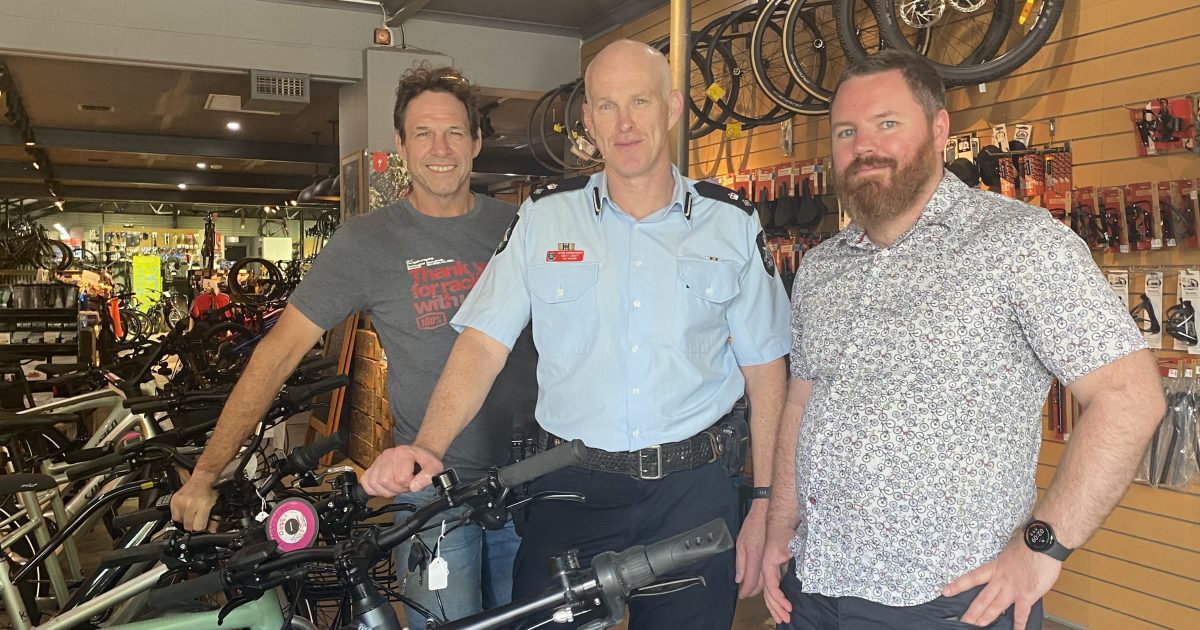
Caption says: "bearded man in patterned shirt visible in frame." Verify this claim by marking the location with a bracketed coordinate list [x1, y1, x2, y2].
[759, 50, 1166, 630]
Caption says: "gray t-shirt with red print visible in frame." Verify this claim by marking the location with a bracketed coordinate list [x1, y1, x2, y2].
[290, 194, 536, 480]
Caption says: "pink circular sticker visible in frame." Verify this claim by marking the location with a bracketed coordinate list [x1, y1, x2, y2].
[266, 498, 319, 552]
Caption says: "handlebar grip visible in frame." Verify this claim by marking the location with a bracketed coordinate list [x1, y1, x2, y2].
[65, 452, 127, 482]
[288, 428, 347, 472]
[280, 374, 349, 409]
[147, 570, 227, 612]
[642, 518, 732, 581]
[64, 447, 108, 464]
[350, 484, 371, 505]
[111, 507, 168, 533]
[127, 399, 170, 414]
[99, 543, 167, 569]
[496, 439, 586, 488]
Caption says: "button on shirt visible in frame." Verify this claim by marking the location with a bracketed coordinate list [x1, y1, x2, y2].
[788, 172, 1146, 605]
[452, 167, 791, 451]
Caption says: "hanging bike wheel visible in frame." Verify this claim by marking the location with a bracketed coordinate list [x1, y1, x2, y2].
[703, 5, 795, 128]
[875, 0, 1058, 85]
[652, 31, 734, 140]
[835, 0, 933, 68]
[751, 0, 830, 115]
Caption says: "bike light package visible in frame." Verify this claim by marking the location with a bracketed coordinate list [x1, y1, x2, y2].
[1125, 182, 1156, 251]
[1043, 189, 1070, 228]
[1044, 150, 1073, 194]
[1095, 187, 1125, 253]
[754, 165, 778, 201]
[1019, 153, 1045, 197]
[1072, 187, 1103, 250]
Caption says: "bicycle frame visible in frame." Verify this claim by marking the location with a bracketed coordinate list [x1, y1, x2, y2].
[0, 562, 290, 630]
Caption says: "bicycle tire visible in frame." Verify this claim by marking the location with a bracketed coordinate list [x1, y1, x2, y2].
[562, 79, 604, 169]
[526, 83, 571, 173]
[876, 0, 1063, 85]
[41, 239, 74, 272]
[750, 0, 830, 115]
[651, 30, 734, 139]
[228, 257, 285, 305]
[835, 0, 933, 68]
[702, 5, 795, 128]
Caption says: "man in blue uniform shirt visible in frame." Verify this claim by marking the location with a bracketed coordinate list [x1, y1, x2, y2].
[361, 40, 791, 628]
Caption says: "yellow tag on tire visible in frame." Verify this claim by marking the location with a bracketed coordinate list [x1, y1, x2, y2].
[725, 122, 743, 139]
[706, 82, 726, 102]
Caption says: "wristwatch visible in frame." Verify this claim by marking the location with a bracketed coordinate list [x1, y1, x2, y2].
[751, 487, 770, 500]
[1023, 519, 1073, 561]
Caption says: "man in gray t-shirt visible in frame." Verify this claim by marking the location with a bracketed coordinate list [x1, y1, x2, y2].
[171, 66, 535, 627]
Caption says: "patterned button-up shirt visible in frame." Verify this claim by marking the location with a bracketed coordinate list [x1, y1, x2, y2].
[788, 171, 1146, 605]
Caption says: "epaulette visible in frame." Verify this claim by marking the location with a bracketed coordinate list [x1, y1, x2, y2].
[693, 180, 756, 216]
[529, 176, 590, 202]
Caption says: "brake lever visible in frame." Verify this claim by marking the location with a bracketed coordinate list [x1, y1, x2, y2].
[507, 491, 586, 511]
[626, 576, 707, 599]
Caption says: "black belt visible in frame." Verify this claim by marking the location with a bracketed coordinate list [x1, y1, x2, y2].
[538, 422, 725, 480]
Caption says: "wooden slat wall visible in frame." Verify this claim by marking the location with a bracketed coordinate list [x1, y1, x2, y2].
[584, 1, 1200, 628]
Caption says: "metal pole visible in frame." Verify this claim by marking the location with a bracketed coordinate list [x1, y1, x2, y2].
[668, 0, 690, 177]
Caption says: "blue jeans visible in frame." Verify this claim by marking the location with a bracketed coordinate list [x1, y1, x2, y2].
[393, 487, 520, 629]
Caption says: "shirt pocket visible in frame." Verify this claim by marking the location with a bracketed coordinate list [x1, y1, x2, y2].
[676, 257, 740, 353]
[527, 262, 600, 356]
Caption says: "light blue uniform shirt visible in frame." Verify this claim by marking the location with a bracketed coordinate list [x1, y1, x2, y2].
[452, 167, 790, 452]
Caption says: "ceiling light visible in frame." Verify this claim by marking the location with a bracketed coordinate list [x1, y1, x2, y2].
[31, 160, 40, 170]
[52, 223, 69, 239]
[289, 200, 298, 206]
[196, 162, 208, 169]
[24, 140, 35, 147]
[226, 121, 241, 131]
[53, 199, 64, 211]
[209, 164, 223, 170]
[177, 183, 188, 190]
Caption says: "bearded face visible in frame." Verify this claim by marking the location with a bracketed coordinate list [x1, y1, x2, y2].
[833, 127, 942, 230]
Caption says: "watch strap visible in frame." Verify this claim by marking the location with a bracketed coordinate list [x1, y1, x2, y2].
[751, 487, 770, 500]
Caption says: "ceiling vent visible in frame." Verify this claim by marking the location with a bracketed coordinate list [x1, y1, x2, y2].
[245, 69, 310, 114]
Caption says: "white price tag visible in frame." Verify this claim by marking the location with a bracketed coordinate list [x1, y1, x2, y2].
[427, 557, 449, 591]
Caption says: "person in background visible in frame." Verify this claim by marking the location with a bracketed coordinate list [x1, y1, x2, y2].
[170, 65, 537, 628]
[760, 50, 1166, 630]
[188, 271, 231, 322]
[360, 40, 791, 629]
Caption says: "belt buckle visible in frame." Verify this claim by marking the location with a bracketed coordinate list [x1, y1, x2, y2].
[638, 445, 663, 480]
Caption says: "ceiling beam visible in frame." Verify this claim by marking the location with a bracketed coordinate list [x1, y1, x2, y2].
[0, 183, 304, 206]
[0, 127, 339, 164]
[470, 154, 555, 177]
[0, 161, 312, 190]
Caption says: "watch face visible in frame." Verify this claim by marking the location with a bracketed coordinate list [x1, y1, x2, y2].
[1025, 522, 1054, 551]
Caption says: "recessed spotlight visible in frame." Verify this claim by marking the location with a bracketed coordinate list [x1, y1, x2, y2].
[31, 160, 40, 170]
[24, 140, 35, 147]
[226, 121, 241, 131]
[289, 200, 298, 206]
[196, 162, 208, 169]
[209, 163, 223, 170]
[177, 183, 188, 190]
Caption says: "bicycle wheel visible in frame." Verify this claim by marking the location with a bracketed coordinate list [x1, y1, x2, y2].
[40, 239, 74, 272]
[562, 79, 604, 169]
[228, 257, 285, 305]
[751, 0, 830, 115]
[703, 5, 795, 128]
[836, 0, 933, 67]
[526, 82, 572, 173]
[652, 32, 730, 140]
[876, 0, 1059, 85]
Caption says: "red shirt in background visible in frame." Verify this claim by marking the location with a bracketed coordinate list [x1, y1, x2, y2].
[190, 292, 231, 319]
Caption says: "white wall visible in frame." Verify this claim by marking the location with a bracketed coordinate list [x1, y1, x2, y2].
[0, 0, 580, 90]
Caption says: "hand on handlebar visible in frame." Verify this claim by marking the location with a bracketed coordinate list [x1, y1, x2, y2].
[171, 470, 220, 533]
[359, 444, 443, 497]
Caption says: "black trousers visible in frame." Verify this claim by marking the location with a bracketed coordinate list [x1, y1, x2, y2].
[512, 461, 739, 630]
[779, 559, 1044, 630]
